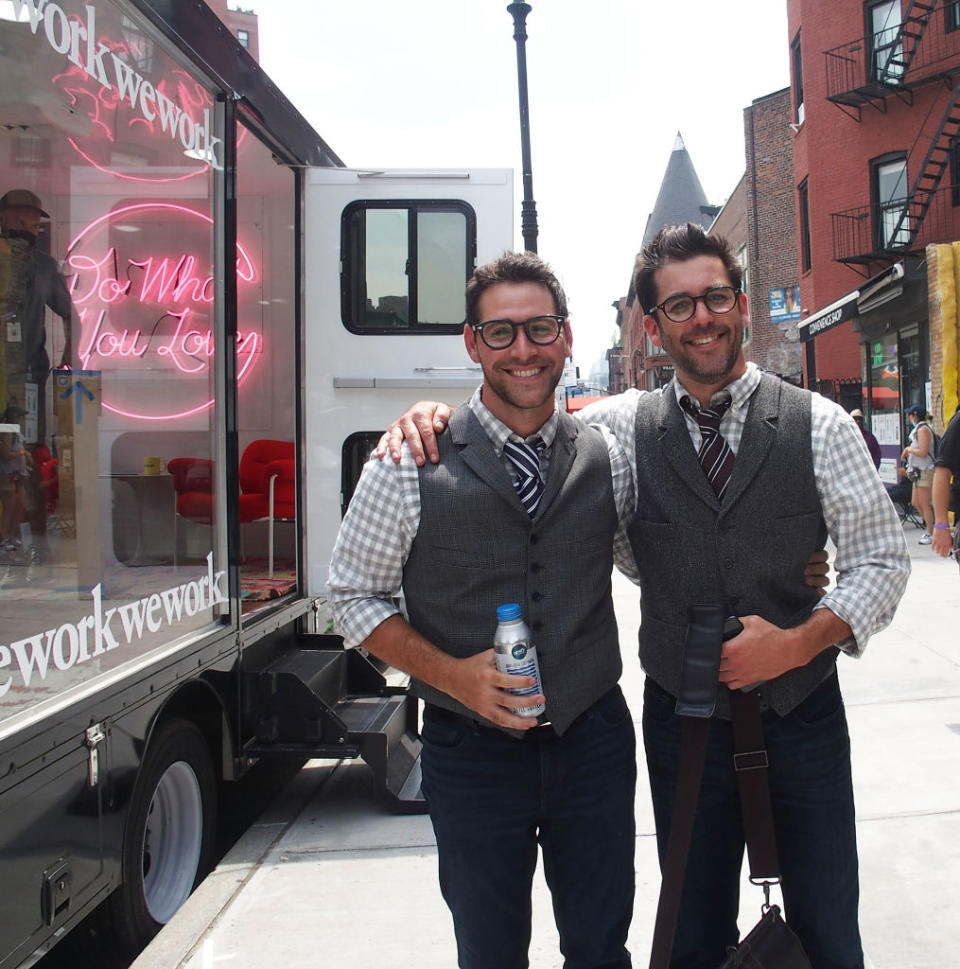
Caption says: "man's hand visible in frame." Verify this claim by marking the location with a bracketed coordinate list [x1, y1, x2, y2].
[445, 649, 544, 730]
[932, 527, 954, 558]
[803, 548, 830, 592]
[718, 615, 809, 689]
[719, 608, 851, 690]
[375, 401, 453, 465]
[361, 617, 543, 731]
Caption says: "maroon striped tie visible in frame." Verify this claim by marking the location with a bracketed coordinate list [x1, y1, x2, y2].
[681, 395, 735, 499]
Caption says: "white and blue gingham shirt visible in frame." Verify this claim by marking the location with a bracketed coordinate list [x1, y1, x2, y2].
[580, 362, 911, 655]
[328, 386, 637, 648]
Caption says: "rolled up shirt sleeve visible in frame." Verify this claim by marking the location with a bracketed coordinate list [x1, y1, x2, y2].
[810, 398, 911, 655]
[327, 447, 421, 648]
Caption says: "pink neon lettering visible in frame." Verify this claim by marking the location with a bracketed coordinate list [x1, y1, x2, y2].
[65, 202, 262, 421]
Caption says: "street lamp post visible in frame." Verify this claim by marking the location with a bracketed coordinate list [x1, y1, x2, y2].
[507, 2, 539, 254]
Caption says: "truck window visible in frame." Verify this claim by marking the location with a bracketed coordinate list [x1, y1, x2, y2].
[340, 200, 476, 334]
[341, 432, 383, 517]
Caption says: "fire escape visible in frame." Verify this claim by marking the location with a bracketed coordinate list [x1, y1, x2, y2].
[824, 0, 960, 271]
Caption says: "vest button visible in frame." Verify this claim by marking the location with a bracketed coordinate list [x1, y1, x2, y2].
[531, 591, 543, 602]
[724, 559, 735, 569]
[532, 620, 544, 631]
[530, 534, 539, 545]
[530, 562, 541, 574]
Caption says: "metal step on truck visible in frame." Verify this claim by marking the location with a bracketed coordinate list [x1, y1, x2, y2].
[0, 2, 512, 967]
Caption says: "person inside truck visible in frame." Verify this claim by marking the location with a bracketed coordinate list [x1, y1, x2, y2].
[0, 189, 75, 581]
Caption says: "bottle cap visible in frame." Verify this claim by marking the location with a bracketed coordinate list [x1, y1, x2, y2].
[496, 603, 522, 621]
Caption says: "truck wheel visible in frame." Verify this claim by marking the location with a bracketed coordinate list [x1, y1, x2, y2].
[95, 718, 217, 963]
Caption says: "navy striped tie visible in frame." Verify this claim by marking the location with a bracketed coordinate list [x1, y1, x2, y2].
[680, 395, 735, 499]
[503, 437, 546, 517]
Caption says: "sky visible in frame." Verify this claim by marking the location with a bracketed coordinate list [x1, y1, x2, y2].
[255, 0, 792, 380]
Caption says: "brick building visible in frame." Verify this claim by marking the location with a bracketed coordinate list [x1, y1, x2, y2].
[740, 88, 805, 384]
[788, 0, 960, 471]
[205, 0, 260, 62]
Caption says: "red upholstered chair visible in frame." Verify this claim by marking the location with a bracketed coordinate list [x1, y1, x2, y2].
[167, 443, 294, 571]
[238, 440, 295, 575]
[167, 457, 215, 562]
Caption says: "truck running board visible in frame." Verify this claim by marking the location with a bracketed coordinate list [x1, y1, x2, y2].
[243, 634, 426, 814]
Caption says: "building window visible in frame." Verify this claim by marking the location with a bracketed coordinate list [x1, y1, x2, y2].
[872, 153, 909, 248]
[340, 200, 476, 334]
[798, 179, 812, 272]
[947, 1, 960, 32]
[237, 29, 250, 48]
[868, 0, 904, 84]
[791, 31, 804, 125]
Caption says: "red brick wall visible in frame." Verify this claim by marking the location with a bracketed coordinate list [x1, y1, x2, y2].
[743, 88, 804, 380]
[787, 0, 960, 385]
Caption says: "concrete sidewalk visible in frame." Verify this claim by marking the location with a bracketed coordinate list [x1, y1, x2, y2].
[133, 535, 960, 969]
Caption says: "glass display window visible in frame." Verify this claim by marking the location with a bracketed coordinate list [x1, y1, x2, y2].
[0, 0, 230, 730]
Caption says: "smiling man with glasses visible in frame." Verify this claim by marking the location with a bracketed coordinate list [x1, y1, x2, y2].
[328, 251, 638, 969]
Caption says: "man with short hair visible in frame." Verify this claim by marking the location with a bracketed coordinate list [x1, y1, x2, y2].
[932, 405, 960, 566]
[386, 224, 911, 969]
[595, 223, 909, 969]
[328, 251, 637, 969]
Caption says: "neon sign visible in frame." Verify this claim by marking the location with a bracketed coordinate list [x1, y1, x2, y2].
[67, 203, 261, 422]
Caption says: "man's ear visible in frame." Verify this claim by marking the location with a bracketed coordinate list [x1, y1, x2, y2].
[642, 313, 663, 348]
[464, 323, 481, 363]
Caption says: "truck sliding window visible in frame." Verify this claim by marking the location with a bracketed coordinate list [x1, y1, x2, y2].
[341, 200, 476, 334]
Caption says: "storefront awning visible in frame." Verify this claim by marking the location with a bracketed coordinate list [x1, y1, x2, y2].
[797, 262, 905, 343]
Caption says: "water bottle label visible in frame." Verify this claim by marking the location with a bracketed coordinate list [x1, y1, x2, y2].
[511, 642, 529, 660]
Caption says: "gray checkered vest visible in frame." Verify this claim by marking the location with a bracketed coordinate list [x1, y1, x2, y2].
[627, 374, 834, 717]
[403, 405, 621, 735]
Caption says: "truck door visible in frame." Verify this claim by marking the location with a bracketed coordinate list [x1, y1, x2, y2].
[301, 169, 513, 596]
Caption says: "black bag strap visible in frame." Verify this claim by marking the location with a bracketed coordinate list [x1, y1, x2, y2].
[648, 690, 780, 969]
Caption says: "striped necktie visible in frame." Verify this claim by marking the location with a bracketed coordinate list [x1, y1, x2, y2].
[503, 437, 546, 517]
[680, 394, 735, 499]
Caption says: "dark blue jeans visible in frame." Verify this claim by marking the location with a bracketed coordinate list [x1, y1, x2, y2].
[420, 686, 637, 969]
[642, 672, 862, 969]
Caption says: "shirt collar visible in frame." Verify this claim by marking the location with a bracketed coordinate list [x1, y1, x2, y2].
[468, 386, 559, 454]
[672, 361, 761, 413]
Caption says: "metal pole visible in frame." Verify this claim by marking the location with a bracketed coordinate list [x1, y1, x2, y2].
[507, 2, 538, 253]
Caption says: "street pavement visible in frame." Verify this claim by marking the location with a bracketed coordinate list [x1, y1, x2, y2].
[132, 530, 960, 969]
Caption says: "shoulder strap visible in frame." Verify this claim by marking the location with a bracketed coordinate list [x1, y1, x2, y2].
[648, 692, 780, 969]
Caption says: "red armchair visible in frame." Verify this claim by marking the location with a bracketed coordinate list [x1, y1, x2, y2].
[168, 442, 295, 573]
[239, 440, 295, 576]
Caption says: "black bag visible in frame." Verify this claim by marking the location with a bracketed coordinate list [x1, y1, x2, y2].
[717, 905, 812, 969]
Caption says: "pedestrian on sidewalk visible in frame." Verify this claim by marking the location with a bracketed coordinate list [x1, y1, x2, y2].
[902, 404, 937, 545]
[850, 408, 881, 469]
[932, 404, 960, 567]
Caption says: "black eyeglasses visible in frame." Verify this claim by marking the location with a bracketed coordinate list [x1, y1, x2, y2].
[648, 286, 741, 324]
[472, 315, 566, 350]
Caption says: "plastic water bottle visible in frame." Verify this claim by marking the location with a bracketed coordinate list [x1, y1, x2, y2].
[493, 603, 546, 717]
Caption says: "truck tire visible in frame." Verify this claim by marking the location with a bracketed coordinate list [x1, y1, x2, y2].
[87, 718, 218, 965]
